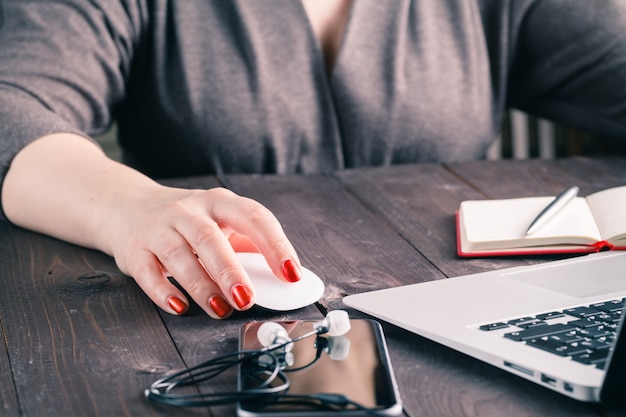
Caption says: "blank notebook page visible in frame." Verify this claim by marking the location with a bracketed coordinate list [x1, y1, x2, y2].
[460, 197, 602, 247]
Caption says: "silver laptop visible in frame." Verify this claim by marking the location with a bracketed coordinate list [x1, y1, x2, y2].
[343, 251, 626, 406]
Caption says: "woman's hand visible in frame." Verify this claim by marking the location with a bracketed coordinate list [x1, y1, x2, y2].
[2, 133, 301, 319]
[108, 186, 302, 319]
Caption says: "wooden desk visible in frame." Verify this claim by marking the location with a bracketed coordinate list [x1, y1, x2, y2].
[2, 157, 625, 417]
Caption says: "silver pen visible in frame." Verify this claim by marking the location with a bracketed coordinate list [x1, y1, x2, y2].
[526, 186, 579, 236]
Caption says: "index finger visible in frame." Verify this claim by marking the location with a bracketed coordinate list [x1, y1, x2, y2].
[206, 188, 302, 284]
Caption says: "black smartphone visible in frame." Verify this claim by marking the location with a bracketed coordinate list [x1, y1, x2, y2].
[237, 318, 402, 416]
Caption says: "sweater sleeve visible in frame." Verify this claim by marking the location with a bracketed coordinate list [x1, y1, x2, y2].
[506, 0, 626, 139]
[0, 0, 145, 219]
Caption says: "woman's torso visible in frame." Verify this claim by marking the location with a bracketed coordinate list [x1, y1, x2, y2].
[119, 0, 498, 178]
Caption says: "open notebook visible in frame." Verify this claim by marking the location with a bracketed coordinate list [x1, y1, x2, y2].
[343, 252, 626, 406]
[456, 185, 626, 256]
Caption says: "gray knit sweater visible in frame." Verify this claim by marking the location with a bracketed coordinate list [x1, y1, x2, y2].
[1, 0, 625, 187]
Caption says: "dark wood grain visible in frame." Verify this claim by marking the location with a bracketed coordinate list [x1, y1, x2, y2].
[335, 163, 538, 278]
[549, 157, 626, 194]
[227, 174, 445, 312]
[0, 224, 200, 417]
[446, 157, 626, 200]
[446, 158, 582, 199]
[0, 312, 19, 417]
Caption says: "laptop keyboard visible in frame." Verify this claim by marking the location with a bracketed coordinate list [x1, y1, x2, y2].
[478, 297, 624, 370]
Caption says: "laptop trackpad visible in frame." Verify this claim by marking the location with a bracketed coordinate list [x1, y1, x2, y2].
[502, 255, 626, 299]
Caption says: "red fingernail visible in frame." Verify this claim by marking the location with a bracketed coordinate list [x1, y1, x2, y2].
[281, 258, 302, 283]
[167, 296, 187, 314]
[231, 284, 253, 309]
[209, 295, 232, 318]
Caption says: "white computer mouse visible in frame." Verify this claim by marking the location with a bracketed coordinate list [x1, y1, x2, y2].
[236, 252, 325, 311]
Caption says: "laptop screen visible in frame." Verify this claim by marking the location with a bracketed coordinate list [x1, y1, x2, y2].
[600, 303, 626, 407]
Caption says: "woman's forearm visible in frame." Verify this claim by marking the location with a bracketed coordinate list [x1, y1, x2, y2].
[1, 133, 302, 319]
[2, 133, 161, 255]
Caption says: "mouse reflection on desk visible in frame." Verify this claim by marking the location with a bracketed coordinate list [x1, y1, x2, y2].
[236, 252, 325, 311]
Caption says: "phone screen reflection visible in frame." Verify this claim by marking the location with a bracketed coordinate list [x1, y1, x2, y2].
[239, 319, 396, 413]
